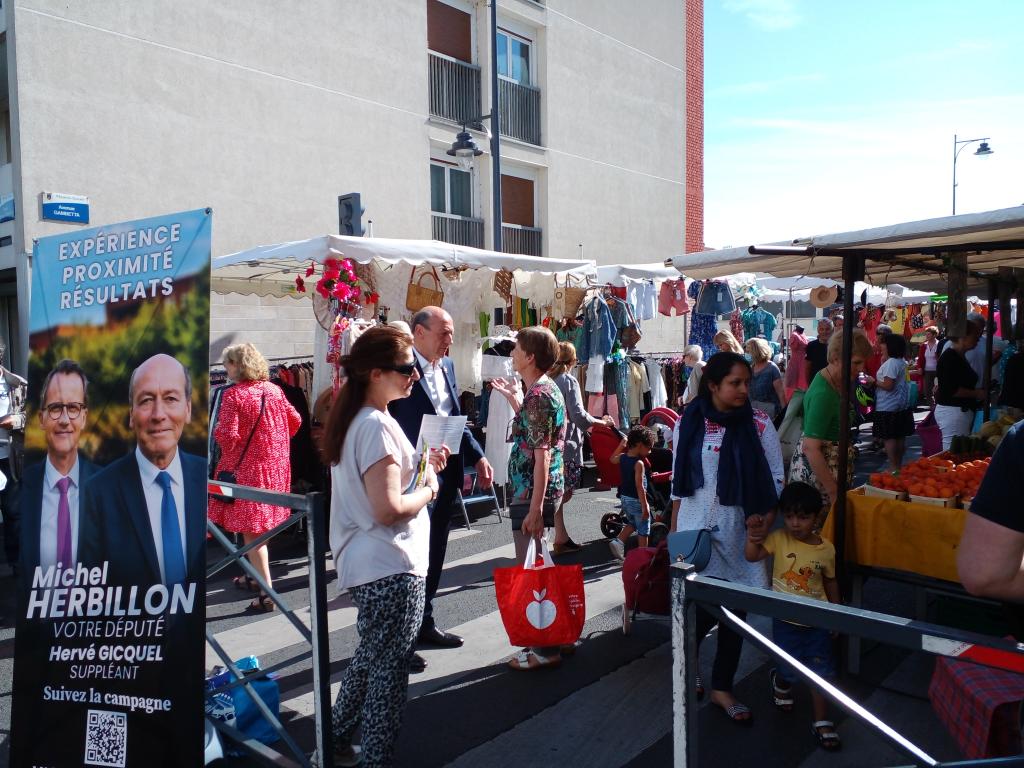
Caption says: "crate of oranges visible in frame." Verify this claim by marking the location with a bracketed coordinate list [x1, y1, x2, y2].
[897, 455, 991, 508]
[865, 472, 908, 500]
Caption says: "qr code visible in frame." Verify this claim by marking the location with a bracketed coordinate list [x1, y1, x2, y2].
[84, 709, 127, 767]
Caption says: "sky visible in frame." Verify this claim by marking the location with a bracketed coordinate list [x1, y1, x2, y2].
[703, 0, 1024, 249]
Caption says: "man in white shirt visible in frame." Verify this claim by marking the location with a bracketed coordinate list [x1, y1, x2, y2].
[389, 307, 492, 658]
[17, 360, 98, 575]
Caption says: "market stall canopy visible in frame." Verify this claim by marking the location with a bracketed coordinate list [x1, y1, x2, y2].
[670, 206, 1024, 291]
[213, 235, 597, 297]
[753, 277, 934, 306]
[593, 262, 680, 286]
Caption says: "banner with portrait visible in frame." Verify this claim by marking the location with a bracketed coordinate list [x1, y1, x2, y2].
[11, 208, 211, 767]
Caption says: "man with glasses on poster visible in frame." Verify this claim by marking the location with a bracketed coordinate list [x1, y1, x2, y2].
[18, 359, 98, 575]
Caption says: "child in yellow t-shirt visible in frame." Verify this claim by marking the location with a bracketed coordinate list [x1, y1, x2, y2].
[745, 481, 841, 751]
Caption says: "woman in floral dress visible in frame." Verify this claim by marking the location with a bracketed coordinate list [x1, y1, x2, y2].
[209, 343, 301, 611]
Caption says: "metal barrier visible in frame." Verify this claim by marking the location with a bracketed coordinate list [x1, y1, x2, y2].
[206, 480, 333, 768]
[670, 562, 1024, 768]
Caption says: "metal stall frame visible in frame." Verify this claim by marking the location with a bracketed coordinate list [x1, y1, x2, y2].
[670, 563, 1024, 768]
[205, 480, 334, 768]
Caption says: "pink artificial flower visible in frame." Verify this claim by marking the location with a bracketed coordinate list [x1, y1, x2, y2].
[324, 257, 341, 271]
[295, 275, 306, 292]
[305, 262, 316, 278]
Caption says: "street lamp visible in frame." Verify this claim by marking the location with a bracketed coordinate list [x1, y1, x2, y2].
[952, 134, 994, 215]
[445, 1, 503, 251]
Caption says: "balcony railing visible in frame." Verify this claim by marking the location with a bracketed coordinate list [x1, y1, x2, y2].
[501, 224, 542, 257]
[432, 212, 485, 249]
[428, 51, 482, 126]
[498, 78, 542, 145]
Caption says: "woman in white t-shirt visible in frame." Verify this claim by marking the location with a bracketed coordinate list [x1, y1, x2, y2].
[873, 333, 914, 470]
[321, 325, 448, 768]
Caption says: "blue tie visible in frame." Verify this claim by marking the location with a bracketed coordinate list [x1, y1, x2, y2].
[157, 471, 186, 585]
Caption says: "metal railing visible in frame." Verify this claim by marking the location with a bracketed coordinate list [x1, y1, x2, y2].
[432, 212, 485, 248]
[428, 51, 482, 126]
[501, 223, 542, 257]
[206, 481, 333, 768]
[498, 77, 541, 145]
[671, 562, 1024, 768]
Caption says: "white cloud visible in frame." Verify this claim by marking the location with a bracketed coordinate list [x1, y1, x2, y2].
[708, 72, 825, 97]
[722, 0, 801, 31]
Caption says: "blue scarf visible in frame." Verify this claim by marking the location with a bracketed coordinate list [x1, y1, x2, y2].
[671, 395, 778, 519]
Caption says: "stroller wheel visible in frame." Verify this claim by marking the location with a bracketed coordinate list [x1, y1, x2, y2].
[648, 521, 669, 547]
[601, 512, 624, 539]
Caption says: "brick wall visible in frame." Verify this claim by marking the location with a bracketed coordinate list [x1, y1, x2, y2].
[684, 0, 704, 254]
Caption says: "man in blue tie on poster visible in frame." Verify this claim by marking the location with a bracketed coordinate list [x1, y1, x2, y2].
[79, 352, 206, 587]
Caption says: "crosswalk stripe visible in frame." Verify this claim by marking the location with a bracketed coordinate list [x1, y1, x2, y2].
[206, 541, 517, 667]
[279, 566, 626, 718]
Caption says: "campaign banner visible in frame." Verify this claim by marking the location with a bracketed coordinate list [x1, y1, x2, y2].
[11, 208, 211, 767]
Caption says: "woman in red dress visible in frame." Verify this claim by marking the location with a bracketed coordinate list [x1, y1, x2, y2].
[209, 343, 301, 611]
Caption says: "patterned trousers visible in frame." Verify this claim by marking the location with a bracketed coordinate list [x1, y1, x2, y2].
[332, 573, 426, 767]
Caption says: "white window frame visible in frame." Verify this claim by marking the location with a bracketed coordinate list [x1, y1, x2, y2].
[496, 26, 533, 86]
[430, 159, 476, 219]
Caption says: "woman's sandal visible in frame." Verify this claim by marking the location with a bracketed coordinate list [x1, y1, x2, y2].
[695, 674, 705, 700]
[508, 649, 562, 671]
[770, 668, 794, 712]
[811, 720, 841, 751]
[233, 575, 259, 592]
[247, 594, 274, 613]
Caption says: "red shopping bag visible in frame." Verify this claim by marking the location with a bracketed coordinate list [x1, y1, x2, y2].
[494, 538, 586, 647]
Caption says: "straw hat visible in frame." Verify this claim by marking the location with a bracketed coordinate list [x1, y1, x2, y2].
[810, 285, 840, 309]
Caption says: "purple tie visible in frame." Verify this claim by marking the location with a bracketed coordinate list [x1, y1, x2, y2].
[56, 476, 73, 567]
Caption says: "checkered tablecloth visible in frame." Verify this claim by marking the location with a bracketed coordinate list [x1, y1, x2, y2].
[930, 654, 1024, 758]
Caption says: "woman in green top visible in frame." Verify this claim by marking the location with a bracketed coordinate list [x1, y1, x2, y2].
[789, 329, 873, 507]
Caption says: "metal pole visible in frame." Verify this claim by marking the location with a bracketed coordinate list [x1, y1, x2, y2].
[984, 279, 996, 421]
[489, 0, 503, 252]
[834, 255, 863, 592]
[952, 133, 958, 216]
[670, 564, 699, 768]
[307, 493, 334, 768]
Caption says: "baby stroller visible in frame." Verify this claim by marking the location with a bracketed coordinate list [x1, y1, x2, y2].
[589, 410, 677, 547]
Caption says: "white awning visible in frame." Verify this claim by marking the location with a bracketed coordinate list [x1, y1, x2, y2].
[212, 235, 596, 297]
[593, 262, 680, 286]
[670, 206, 1024, 290]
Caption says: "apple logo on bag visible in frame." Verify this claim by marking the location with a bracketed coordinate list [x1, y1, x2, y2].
[526, 589, 557, 630]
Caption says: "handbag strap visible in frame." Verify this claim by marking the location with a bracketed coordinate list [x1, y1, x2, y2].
[232, 390, 266, 471]
[523, 536, 555, 570]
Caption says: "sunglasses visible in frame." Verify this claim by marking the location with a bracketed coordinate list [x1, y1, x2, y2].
[382, 363, 418, 378]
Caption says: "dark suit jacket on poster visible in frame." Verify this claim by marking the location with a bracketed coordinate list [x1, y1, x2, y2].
[17, 455, 99, 577]
[388, 356, 483, 484]
[78, 449, 207, 586]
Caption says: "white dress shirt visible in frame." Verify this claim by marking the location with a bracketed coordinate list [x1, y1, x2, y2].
[136, 446, 187, 584]
[39, 454, 81, 570]
[413, 347, 453, 416]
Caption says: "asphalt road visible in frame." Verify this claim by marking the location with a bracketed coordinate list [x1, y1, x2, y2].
[0, 420, 981, 766]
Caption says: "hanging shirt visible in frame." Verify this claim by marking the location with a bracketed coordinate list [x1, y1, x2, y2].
[645, 360, 668, 409]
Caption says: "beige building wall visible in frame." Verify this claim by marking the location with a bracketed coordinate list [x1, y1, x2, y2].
[7, 0, 688, 370]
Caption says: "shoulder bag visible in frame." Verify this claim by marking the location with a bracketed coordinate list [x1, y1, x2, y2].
[211, 390, 266, 504]
[667, 525, 720, 571]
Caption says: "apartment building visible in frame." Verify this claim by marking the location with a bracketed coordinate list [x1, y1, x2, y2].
[1, 0, 695, 368]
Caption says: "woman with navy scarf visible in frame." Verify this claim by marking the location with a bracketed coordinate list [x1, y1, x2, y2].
[670, 352, 785, 724]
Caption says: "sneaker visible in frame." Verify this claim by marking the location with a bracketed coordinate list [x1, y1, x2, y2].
[334, 742, 362, 767]
[608, 539, 625, 561]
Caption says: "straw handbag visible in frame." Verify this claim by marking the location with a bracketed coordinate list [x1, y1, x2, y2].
[406, 266, 444, 312]
[493, 268, 514, 300]
[554, 275, 588, 318]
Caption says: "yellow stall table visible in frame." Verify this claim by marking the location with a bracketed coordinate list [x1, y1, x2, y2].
[822, 488, 967, 583]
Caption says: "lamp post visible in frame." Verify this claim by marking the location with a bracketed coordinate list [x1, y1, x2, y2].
[447, 0, 503, 251]
[952, 134, 993, 215]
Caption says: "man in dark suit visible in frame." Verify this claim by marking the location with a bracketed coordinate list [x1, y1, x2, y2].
[389, 307, 492, 658]
[79, 353, 206, 586]
[18, 359, 98, 576]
